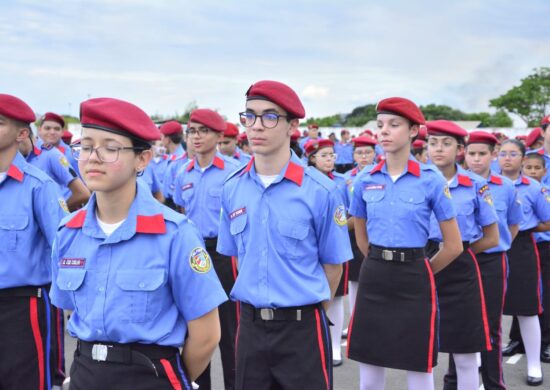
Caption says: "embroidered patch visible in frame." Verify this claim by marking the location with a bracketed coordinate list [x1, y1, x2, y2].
[60, 258, 86, 268]
[59, 156, 70, 167]
[478, 184, 490, 196]
[483, 193, 494, 206]
[181, 183, 193, 191]
[443, 186, 452, 199]
[333, 205, 347, 226]
[189, 247, 211, 273]
[543, 188, 550, 203]
[230, 207, 246, 220]
[58, 198, 69, 213]
[365, 184, 385, 191]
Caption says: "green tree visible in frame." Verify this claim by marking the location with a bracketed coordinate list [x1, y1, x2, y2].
[490, 67, 550, 127]
[344, 104, 377, 126]
[151, 101, 198, 124]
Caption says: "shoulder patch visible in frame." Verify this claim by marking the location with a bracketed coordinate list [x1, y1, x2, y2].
[189, 247, 211, 273]
[58, 198, 69, 213]
[59, 156, 70, 167]
[333, 205, 347, 226]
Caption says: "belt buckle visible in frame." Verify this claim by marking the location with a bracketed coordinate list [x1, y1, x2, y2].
[260, 308, 275, 321]
[381, 250, 393, 261]
[91, 344, 109, 361]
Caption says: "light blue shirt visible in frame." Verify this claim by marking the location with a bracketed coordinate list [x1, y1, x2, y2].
[334, 142, 354, 164]
[513, 175, 550, 231]
[26, 145, 76, 199]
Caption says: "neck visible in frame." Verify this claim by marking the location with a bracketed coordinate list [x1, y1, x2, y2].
[196, 148, 217, 168]
[166, 143, 179, 154]
[0, 146, 18, 172]
[477, 167, 491, 179]
[95, 180, 136, 223]
[384, 149, 410, 176]
[438, 163, 457, 180]
[254, 147, 291, 176]
[502, 170, 520, 181]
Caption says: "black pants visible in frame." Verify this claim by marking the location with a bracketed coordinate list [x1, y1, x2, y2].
[236, 303, 332, 390]
[196, 246, 238, 390]
[335, 163, 354, 174]
[0, 288, 50, 390]
[69, 347, 190, 390]
[443, 252, 507, 390]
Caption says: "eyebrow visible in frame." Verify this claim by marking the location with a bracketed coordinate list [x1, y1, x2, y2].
[245, 108, 282, 114]
[80, 136, 123, 143]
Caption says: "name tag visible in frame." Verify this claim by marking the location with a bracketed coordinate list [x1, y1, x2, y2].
[60, 258, 86, 268]
[365, 184, 385, 191]
[181, 183, 193, 191]
[230, 207, 246, 220]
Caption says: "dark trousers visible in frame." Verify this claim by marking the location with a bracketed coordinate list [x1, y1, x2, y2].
[0, 288, 50, 390]
[507, 241, 550, 345]
[443, 252, 507, 390]
[235, 303, 332, 390]
[196, 247, 238, 390]
[69, 347, 190, 390]
[335, 163, 354, 174]
[50, 304, 66, 386]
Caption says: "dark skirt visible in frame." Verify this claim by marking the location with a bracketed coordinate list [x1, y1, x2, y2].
[347, 232, 365, 282]
[503, 230, 543, 316]
[427, 241, 492, 353]
[335, 261, 350, 297]
[347, 252, 438, 373]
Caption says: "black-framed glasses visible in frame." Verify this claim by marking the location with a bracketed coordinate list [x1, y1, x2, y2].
[72, 145, 144, 163]
[239, 112, 288, 129]
[186, 127, 211, 136]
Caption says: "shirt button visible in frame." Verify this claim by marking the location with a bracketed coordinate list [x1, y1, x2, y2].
[99, 287, 105, 292]
[67, 282, 72, 288]
[97, 330, 103, 335]
[139, 282, 145, 289]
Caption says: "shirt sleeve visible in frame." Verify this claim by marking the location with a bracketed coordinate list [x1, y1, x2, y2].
[173, 170, 184, 207]
[49, 153, 76, 188]
[49, 235, 75, 310]
[349, 176, 367, 219]
[33, 179, 67, 247]
[474, 180, 498, 227]
[534, 186, 550, 223]
[316, 188, 353, 264]
[429, 173, 457, 222]
[216, 183, 238, 257]
[507, 186, 523, 226]
[169, 221, 227, 321]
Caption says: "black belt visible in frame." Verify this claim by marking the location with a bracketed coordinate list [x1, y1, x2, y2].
[77, 340, 179, 374]
[242, 302, 319, 321]
[369, 244, 425, 262]
[517, 229, 535, 238]
[0, 286, 44, 298]
[203, 237, 217, 249]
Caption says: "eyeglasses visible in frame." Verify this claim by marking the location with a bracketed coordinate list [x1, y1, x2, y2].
[72, 145, 144, 163]
[354, 151, 374, 156]
[186, 127, 211, 136]
[317, 153, 337, 159]
[239, 112, 288, 129]
[498, 151, 521, 158]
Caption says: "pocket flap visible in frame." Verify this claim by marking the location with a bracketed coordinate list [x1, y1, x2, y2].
[398, 191, 425, 204]
[56, 269, 86, 291]
[230, 214, 247, 235]
[0, 215, 29, 230]
[208, 187, 222, 197]
[363, 190, 385, 202]
[115, 269, 166, 291]
[278, 220, 310, 240]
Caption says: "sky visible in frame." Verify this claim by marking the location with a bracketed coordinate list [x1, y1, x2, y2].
[1, 0, 549, 126]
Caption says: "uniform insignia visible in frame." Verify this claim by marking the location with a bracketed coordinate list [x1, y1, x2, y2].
[230, 207, 246, 220]
[365, 184, 385, 191]
[59, 156, 70, 167]
[478, 184, 490, 196]
[60, 258, 86, 268]
[483, 194, 494, 206]
[181, 183, 193, 191]
[189, 247, 211, 273]
[443, 186, 452, 199]
[58, 198, 69, 213]
[333, 205, 347, 226]
[543, 188, 550, 203]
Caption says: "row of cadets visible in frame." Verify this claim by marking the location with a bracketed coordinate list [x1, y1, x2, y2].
[528, 115, 550, 187]
[173, 108, 241, 390]
[49, 97, 227, 389]
[162, 122, 193, 207]
[304, 138, 350, 367]
[217, 80, 353, 389]
[347, 98, 463, 390]
[498, 139, 550, 386]
[236, 132, 252, 156]
[426, 120, 499, 390]
[333, 129, 354, 173]
[218, 122, 251, 164]
[454, 131, 522, 389]
[0, 94, 68, 390]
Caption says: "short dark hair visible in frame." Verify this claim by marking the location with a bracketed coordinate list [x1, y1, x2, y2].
[524, 152, 546, 167]
[501, 139, 526, 156]
[168, 133, 183, 145]
[131, 137, 152, 151]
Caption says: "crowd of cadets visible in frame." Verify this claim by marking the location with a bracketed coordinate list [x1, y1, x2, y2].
[0, 84, 549, 390]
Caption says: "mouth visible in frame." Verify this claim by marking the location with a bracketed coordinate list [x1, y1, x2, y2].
[86, 169, 105, 177]
[250, 138, 266, 145]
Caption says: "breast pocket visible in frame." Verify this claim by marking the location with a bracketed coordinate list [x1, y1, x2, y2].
[179, 186, 194, 209]
[362, 190, 385, 219]
[398, 191, 426, 217]
[56, 269, 87, 315]
[230, 214, 247, 255]
[0, 215, 29, 251]
[277, 219, 310, 260]
[207, 187, 222, 212]
[115, 269, 166, 323]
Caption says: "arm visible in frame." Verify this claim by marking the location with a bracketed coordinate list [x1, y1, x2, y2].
[153, 191, 165, 203]
[322, 264, 342, 311]
[508, 224, 519, 240]
[470, 223, 499, 254]
[182, 308, 221, 381]
[429, 219, 463, 274]
[353, 217, 369, 257]
[347, 215, 354, 230]
[66, 178, 91, 211]
[534, 220, 550, 232]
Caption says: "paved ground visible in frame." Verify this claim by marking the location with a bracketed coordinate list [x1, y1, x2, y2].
[64, 314, 547, 389]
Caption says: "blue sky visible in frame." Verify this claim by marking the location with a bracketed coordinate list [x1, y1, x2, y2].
[1, 0, 549, 125]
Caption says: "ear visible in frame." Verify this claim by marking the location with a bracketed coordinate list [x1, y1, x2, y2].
[410, 124, 419, 139]
[288, 119, 299, 135]
[15, 127, 30, 143]
[136, 149, 153, 172]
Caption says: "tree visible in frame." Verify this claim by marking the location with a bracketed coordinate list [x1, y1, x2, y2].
[343, 104, 377, 126]
[151, 101, 198, 124]
[489, 67, 550, 127]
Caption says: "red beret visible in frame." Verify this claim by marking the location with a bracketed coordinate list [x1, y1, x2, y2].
[417, 125, 427, 141]
[159, 120, 183, 136]
[61, 130, 73, 143]
[189, 109, 226, 132]
[291, 129, 301, 141]
[80, 97, 161, 142]
[304, 138, 334, 156]
[41, 112, 65, 128]
[467, 131, 499, 146]
[246, 80, 305, 119]
[237, 132, 248, 143]
[426, 120, 467, 138]
[0, 94, 35, 124]
[526, 127, 544, 147]
[412, 139, 426, 149]
[376, 97, 425, 125]
[352, 136, 377, 148]
[224, 122, 240, 138]
[308, 123, 319, 129]
[361, 129, 374, 137]
[515, 135, 527, 141]
[540, 115, 550, 126]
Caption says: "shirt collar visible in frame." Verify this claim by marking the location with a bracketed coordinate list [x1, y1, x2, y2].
[488, 173, 502, 185]
[186, 153, 225, 172]
[241, 150, 304, 187]
[369, 157, 421, 178]
[5, 152, 26, 182]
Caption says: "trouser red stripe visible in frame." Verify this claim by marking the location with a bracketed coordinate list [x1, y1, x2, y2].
[468, 248, 492, 351]
[314, 309, 330, 390]
[343, 262, 349, 295]
[231, 257, 240, 322]
[29, 297, 44, 390]
[424, 259, 436, 373]
[531, 234, 544, 314]
[498, 252, 507, 387]
[160, 358, 182, 390]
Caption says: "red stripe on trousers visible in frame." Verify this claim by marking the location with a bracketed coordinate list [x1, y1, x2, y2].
[346, 308, 356, 358]
[343, 262, 349, 295]
[160, 358, 182, 390]
[231, 257, 240, 322]
[29, 297, 45, 390]
[468, 248, 492, 351]
[530, 234, 544, 314]
[314, 309, 330, 390]
[424, 259, 436, 373]
[57, 309, 63, 374]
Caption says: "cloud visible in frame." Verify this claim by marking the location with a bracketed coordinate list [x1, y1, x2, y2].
[302, 85, 329, 99]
